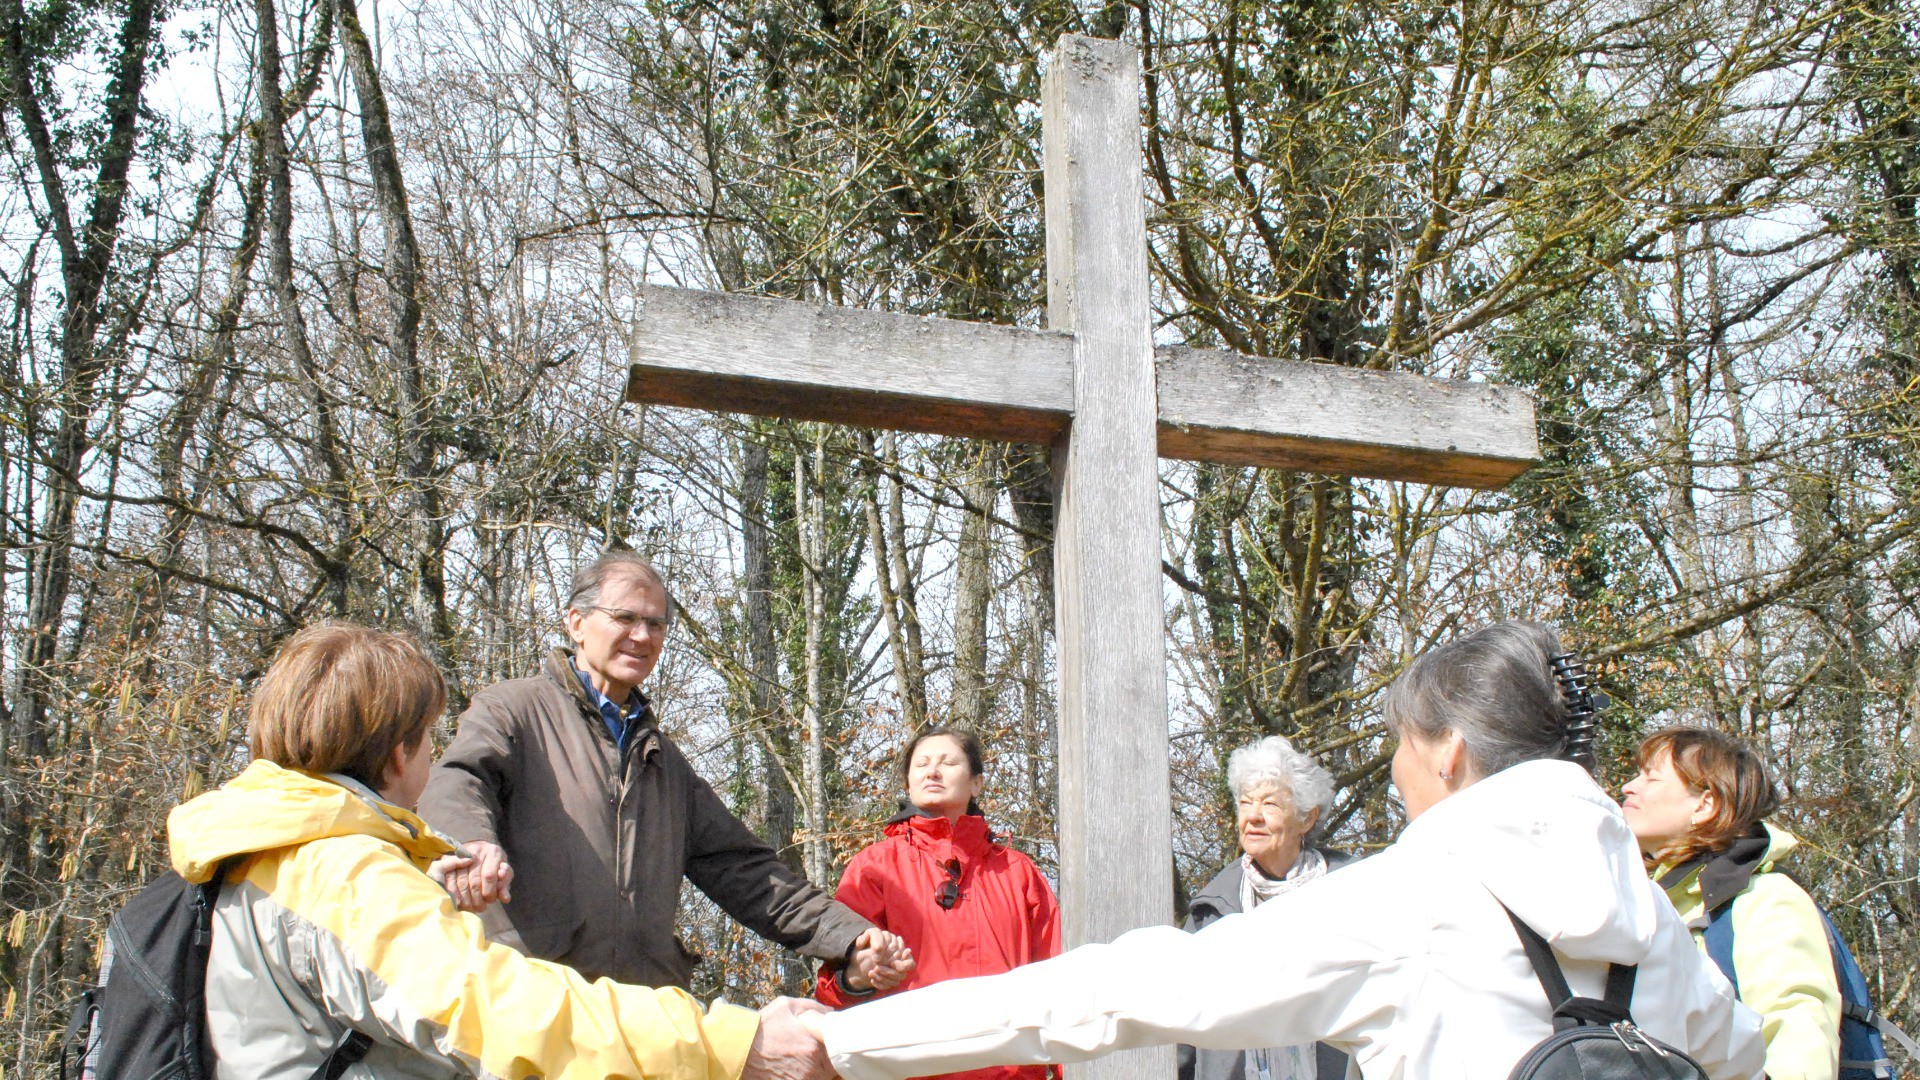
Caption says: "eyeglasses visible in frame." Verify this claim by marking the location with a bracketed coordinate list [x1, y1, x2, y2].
[590, 606, 671, 638]
[935, 859, 961, 910]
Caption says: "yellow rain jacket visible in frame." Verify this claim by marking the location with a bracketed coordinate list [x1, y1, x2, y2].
[1656, 822, 1842, 1080]
[168, 759, 759, 1080]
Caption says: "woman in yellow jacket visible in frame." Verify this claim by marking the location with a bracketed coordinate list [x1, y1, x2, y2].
[1620, 726, 1842, 1080]
[163, 623, 822, 1080]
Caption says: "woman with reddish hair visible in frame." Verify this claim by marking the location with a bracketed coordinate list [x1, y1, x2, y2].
[1621, 727, 1841, 1080]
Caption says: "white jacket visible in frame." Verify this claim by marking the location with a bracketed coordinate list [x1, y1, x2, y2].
[818, 761, 1766, 1080]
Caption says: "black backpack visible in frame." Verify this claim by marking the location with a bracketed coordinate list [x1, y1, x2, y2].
[63, 862, 372, 1080]
[1503, 907, 1710, 1080]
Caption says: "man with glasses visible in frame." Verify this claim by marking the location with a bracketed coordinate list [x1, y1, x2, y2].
[420, 550, 912, 1001]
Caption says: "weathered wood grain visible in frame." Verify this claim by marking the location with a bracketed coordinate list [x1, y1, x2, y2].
[625, 285, 1074, 443]
[627, 287, 1537, 489]
[1156, 346, 1538, 488]
[1044, 34, 1178, 1080]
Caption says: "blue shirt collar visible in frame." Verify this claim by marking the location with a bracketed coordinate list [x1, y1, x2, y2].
[570, 659, 648, 750]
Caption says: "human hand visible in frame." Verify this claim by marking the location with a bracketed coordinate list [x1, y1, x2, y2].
[843, 928, 915, 992]
[741, 997, 835, 1080]
[427, 839, 513, 913]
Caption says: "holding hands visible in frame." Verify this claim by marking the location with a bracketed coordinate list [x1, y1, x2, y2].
[842, 927, 916, 992]
[428, 839, 515, 913]
[744, 997, 837, 1080]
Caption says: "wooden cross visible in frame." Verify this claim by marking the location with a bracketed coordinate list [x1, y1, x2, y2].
[625, 34, 1536, 1080]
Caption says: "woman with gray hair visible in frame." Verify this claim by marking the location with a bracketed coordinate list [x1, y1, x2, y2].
[803, 620, 1766, 1078]
[1178, 736, 1354, 1080]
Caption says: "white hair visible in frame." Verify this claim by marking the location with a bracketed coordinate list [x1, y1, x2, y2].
[1226, 735, 1336, 836]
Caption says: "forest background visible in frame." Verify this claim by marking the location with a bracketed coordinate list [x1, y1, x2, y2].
[5, 0, 1919, 1073]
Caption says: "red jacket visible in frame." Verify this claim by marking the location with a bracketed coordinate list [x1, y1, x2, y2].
[817, 812, 1061, 1080]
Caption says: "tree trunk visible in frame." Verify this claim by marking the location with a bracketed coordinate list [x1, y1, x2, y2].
[337, 0, 451, 662]
[1006, 445, 1055, 632]
[257, 0, 353, 613]
[797, 428, 831, 887]
[739, 425, 807, 991]
[887, 432, 930, 716]
[950, 447, 997, 728]
[134, 0, 336, 649]
[3, 0, 160, 757]
[863, 433, 927, 728]
[741, 427, 795, 856]
[0, 0, 161, 1022]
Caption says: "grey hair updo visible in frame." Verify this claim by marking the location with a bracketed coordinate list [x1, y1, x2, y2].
[1226, 735, 1337, 838]
[1382, 620, 1571, 780]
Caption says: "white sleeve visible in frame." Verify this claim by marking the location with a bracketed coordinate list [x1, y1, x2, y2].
[818, 860, 1415, 1080]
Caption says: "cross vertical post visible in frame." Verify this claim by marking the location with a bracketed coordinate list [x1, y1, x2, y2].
[1044, 34, 1176, 1080]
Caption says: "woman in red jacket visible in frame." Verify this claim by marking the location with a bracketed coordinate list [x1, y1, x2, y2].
[817, 726, 1060, 1080]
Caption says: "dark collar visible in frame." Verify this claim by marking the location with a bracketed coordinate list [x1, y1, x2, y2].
[882, 806, 998, 853]
[885, 801, 984, 826]
[1658, 823, 1772, 912]
[1188, 860, 1245, 918]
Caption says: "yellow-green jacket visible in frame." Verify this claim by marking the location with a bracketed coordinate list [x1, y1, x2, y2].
[169, 760, 759, 1080]
[1656, 823, 1841, 1080]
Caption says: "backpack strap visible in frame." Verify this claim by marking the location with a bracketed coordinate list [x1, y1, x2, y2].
[190, 855, 250, 1080]
[1657, 854, 1743, 994]
[1602, 960, 1638, 1015]
[1502, 905, 1635, 1030]
[1700, 899, 1739, 997]
[1505, 907, 1573, 1008]
[1858, 1006, 1920, 1059]
[310, 1027, 375, 1080]
[1814, 903, 1920, 1072]
[58, 987, 97, 1080]
[192, 871, 223, 945]
[194, 856, 374, 1080]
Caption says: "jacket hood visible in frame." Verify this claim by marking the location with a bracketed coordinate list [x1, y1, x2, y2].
[1656, 821, 1799, 912]
[1397, 758, 1663, 966]
[169, 759, 454, 883]
[882, 811, 999, 862]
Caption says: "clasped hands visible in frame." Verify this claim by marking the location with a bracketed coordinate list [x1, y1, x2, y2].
[757, 928, 911, 1080]
[745, 997, 840, 1080]
[841, 927, 915, 992]
[427, 847, 915, 1000]
[428, 839, 514, 912]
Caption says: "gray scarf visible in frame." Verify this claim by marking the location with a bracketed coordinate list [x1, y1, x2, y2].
[1239, 847, 1329, 912]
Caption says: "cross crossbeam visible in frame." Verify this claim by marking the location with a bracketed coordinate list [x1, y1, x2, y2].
[627, 285, 1537, 488]
[625, 284, 1074, 444]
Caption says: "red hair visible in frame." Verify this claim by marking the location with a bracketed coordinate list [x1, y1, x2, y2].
[249, 623, 445, 786]
[1632, 727, 1779, 863]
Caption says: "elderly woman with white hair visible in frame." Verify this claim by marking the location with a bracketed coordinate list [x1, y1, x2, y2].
[1177, 736, 1354, 1080]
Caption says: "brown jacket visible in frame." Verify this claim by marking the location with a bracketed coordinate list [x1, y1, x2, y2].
[418, 649, 870, 988]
